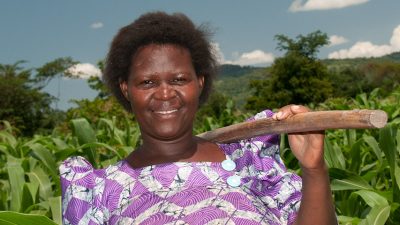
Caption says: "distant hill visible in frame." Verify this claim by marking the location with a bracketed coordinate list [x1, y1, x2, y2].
[218, 64, 264, 78]
[215, 64, 269, 109]
[383, 51, 400, 61]
[215, 52, 400, 110]
[322, 51, 400, 70]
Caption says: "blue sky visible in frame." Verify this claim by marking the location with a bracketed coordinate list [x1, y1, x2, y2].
[1, 0, 400, 110]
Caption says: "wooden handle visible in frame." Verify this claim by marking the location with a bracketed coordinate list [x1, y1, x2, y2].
[196, 109, 388, 143]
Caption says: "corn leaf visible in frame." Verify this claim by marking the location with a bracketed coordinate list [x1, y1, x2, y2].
[337, 215, 361, 225]
[324, 138, 345, 169]
[70, 118, 96, 165]
[352, 190, 388, 208]
[20, 184, 34, 213]
[70, 118, 96, 145]
[0, 211, 57, 225]
[359, 205, 390, 225]
[80, 142, 123, 159]
[0, 131, 17, 151]
[363, 135, 382, 165]
[349, 139, 363, 173]
[26, 167, 52, 201]
[51, 138, 69, 151]
[48, 196, 61, 225]
[6, 156, 25, 212]
[330, 168, 372, 191]
[29, 143, 57, 176]
[379, 124, 400, 200]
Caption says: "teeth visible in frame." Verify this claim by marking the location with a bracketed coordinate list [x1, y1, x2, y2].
[154, 109, 178, 114]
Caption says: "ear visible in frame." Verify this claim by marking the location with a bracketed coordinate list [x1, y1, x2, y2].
[119, 80, 129, 101]
[198, 75, 205, 91]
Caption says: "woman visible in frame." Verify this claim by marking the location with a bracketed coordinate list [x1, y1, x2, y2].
[60, 12, 336, 224]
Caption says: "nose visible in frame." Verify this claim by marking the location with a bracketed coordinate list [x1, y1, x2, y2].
[154, 82, 177, 100]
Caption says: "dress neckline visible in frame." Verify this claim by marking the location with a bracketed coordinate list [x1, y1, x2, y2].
[121, 143, 228, 171]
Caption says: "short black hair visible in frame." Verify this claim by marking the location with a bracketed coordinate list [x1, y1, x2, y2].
[103, 11, 218, 112]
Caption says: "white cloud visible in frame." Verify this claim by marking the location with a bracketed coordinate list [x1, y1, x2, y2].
[211, 42, 274, 66]
[90, 22, 103, 29]
[328, 25, 400, 59]
[328, 35, 349, 47]
[65, 63, 101, 79]
[225, 50, 275, 66]
[289, 0, 369, 12]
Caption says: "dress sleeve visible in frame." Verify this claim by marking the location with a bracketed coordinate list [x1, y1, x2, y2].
[221, 109, 302, 225]
[60, 156, 106, 225]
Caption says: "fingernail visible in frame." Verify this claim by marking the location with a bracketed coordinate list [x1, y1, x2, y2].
[292, 105, 300, 110]
[276, 112, 283, 119]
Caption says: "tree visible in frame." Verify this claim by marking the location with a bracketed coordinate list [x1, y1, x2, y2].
[86, 61, 111, 99]
[35, 57, 77, 88]
[246, 31, 333, 111]
[0, 61, 63, 136]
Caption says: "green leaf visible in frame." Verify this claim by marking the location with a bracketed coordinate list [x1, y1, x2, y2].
[0, 144, 10, 156]
[359, 205, 390, 225]
[26, 167, 52, 201]
[29, 143, 58, 176]
[349, 139, 363, 173]
[48, 196, 61, 225]
[345, 129, 357, 146]
[395, 165, 400, 201]
[337, 215, 361, 225]
[51, 138, 69, 151]
[396, 129, 400, 155]
[379, 124, 400, 200]
[0, 211, 57, 225]
[331, 179, 372, 191]
[363, 135, 382, 164]
[329, 168, 372, 191]
[379, 125, 396, 171]
[6, 156, 25, 212]
[20, 184, 34, 213]
[353, 190, 388, 208]
[80, 142, 123, 159]
[70, 118, 96, 145]
[25, 182, 40, 206]
[0, 131, 17, 151]
[70, 118, 97, 165]
[54, 148, 77, 162]
[324, 138, 345, 169]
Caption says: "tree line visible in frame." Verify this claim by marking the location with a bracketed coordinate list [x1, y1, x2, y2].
[1, 31, 400, 136]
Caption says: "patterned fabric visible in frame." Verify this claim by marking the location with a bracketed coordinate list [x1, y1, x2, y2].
[60, 110, 302, 225]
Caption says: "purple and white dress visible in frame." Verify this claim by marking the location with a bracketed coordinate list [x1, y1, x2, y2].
[60, 110, 302, 225]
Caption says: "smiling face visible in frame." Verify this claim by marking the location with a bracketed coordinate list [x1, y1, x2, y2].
[120, 44, 204, 141]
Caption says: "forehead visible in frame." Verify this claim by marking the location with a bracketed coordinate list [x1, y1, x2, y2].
[131, 44, 192, 68]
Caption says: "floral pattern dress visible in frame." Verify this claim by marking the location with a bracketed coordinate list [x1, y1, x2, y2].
[60, 110, 302, 225]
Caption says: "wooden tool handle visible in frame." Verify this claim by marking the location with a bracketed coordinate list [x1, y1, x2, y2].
[197, 109, 388, 143]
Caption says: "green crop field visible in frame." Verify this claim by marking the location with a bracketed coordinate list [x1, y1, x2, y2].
[1, 87, 400, 224]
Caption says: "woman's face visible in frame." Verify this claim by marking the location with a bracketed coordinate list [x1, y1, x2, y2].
[120, 44, 204, 140]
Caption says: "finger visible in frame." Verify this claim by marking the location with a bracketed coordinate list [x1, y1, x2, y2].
[273, 104, 297, 120]
[290, 105, 310, 114]
[272, 111, 284, 120]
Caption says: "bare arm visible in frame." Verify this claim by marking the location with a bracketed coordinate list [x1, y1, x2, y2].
[294, 164, 337, 224]
[273, 105, 337, 224]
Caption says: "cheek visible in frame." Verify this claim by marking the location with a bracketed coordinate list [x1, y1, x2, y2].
[182, 86, 201, 105]
[128, 90, 148, 108]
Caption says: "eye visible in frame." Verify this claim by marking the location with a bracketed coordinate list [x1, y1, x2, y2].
[143, 80, 153, 84]
[173, 77, 185, 82]
[139, 79, 156, 88]
[171, 75, 189, 84]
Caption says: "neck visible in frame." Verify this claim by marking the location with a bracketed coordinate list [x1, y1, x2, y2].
[128, 130, 199, 167]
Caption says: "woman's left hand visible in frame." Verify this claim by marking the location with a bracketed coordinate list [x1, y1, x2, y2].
[273, 105, 325, 170]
